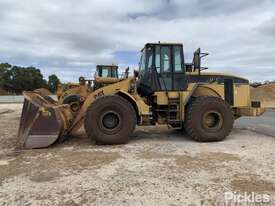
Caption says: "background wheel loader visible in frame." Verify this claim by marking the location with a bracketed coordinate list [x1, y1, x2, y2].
[55, 64, 122, 116]
[17, 42, 270, 149]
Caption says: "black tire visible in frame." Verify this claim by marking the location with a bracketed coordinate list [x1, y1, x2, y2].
[185, 96, 234, 142]
[84, 95, 136, 145]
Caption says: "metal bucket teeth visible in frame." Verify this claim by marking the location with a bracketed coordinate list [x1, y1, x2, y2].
[17, 92, 66, 149]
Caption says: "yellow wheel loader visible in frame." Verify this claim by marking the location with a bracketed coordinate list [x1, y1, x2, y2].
[17, 42, 269, 149]
[93, 64, 121, 89]
[55, 64, 122, 116]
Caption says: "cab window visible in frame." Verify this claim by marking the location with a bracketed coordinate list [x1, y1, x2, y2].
[101, 67, 111, 77]
[112, 67, 118, 78]
[155, 46, 161, 73]
[174, 46, 183, 72]
[139, 50, 146, 72]
[161, 46, 171, 72]
[146, 46, 153, 70]
[155, 46, 171, 73]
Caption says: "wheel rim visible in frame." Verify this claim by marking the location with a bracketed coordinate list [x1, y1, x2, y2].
[202, 110, 223, 130]
[100, 111, 121, 131]
[70, 101, 80, 112]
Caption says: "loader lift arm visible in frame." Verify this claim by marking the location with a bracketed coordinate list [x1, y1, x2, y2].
[17, 78, 150, 149]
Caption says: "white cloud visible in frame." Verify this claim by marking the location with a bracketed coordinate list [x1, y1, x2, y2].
[0, 0, 275, 82]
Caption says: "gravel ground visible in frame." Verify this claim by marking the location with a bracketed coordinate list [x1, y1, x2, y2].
[0, 104, 275, 206]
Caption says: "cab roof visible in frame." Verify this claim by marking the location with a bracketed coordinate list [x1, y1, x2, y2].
[145, 42, 183, 46]
[142, 42, 183, 51]
[96, 64, 118, 68]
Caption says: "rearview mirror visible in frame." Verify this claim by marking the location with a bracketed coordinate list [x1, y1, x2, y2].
[192, 48, 209, 74]
[193, 48, 201, 71]
[134, 70, 139, 78]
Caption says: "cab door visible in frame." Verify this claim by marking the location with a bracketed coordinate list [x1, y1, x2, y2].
[154, 45, 187, 91]
[155, 45, 172, 91]
[172, 45, 187, 91]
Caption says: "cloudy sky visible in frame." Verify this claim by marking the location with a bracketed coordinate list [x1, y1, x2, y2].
[0, 0, 275, 82]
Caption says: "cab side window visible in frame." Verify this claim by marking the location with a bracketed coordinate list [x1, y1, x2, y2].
[161, 46, 171, 72]
[146, 47, 153, 70]
[155, 46, 161, 73]
[174, 46, 183, 72]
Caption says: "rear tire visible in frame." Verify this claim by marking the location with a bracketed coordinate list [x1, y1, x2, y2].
[84, 95, 136, 145]
[185, 96, 233, 142]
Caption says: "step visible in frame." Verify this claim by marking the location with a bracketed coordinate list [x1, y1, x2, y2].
[168, 107, 179, 111]
[168, 119, 181, 123]
[168, 99, 180, 103]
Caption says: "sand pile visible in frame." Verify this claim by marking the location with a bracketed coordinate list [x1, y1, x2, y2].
[250, 83, 275, 107]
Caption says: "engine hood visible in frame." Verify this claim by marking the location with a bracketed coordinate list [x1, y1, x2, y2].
[186, 72, 249, 84]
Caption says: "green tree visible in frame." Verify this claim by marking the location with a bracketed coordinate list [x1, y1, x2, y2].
[48, 74, 60, 93]
[0, 63, 12, 90]
[4, 66, 47, 94]
[0, 63, 63, 94]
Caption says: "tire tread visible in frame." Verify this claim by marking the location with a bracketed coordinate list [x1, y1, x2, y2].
[84, 95, 136, 144]
[185, 96, 233, 142]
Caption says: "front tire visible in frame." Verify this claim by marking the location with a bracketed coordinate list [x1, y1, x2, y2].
[84, 95, 136, 145]
[185, 96, 234, 142]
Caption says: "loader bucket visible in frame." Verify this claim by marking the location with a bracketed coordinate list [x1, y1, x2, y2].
[16, 92, 67, 149]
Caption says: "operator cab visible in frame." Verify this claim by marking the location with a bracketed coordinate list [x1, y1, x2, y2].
[95, 65, 118, 79]
[137, 43, 187, 97]
[94, 65, 119, 90]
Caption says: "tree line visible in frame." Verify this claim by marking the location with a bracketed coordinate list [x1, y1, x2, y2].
[0, 63, 60, 94]
[250, 80, 275, 88]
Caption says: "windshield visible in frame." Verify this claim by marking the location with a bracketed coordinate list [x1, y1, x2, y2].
[97, 66, 118, 78]
[102, 68, 111, 77]
[139, 49, 146, 72]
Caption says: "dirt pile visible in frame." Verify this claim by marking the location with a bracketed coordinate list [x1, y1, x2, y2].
[250, 83, 275, 107]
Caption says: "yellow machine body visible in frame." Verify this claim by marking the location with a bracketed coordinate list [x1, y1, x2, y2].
[17, 43, 269, 149]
